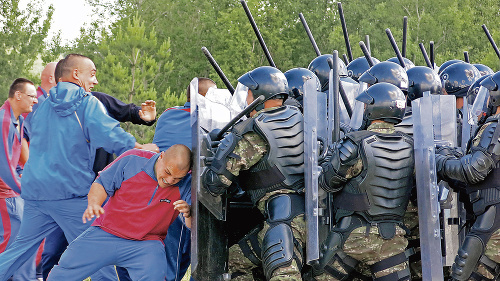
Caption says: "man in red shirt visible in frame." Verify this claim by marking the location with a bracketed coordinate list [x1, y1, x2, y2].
[47, 144, 192, 280]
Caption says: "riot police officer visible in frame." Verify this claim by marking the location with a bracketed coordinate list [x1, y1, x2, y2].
[346, 56, 380, 82]
[436, 71, 500, 281]
[203, 66, 306, 281]
[440, 62, 481, 148]
[387, 57, 415, 70]
[284, 67, 321, 112]
[395, 65, 442, 137]
[358, 61, 408, 94]
[313, 82, 414, 281]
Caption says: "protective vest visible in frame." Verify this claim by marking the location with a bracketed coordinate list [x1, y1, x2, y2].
[234, 106, 305, 203]
[334, 131, 414, 223]
[467, 116, 500, 214]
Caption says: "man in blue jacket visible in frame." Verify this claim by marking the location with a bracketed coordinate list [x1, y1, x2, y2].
[0, 53, 158, 281]
[152, 77, 216, 281]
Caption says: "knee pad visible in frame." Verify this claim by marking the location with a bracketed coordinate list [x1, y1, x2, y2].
[266, 193, 305, 224]
[451, 235, 485, 281]
[262, 223, 295, 280]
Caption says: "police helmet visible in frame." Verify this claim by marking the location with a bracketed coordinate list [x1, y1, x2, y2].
[438, 59, 464, 74]
[440, 63, 481, 97]
[346, 56, 381, 82]
[356, 82, 406, 124]
[284, 68, 321, 101]
[308, 54, 348, 92]
[387, 57, 415, 70]
[238, 66, 288, 109]
[407, 66, 442, 102]
[480, 71, 500, 107]
[358, 61, 408, 92]
[473, 64, 494, 77]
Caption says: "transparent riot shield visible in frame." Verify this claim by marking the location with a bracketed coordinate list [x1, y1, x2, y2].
[191, 77, 233, 280]
[461, 98, 471, 152]
[304, 78, 328, 264]
[429, 95, 463, 267]
[191, 79, 229, 221]
[349, 82, 367, 131]
[468, 86, 490, 129]
[412, 94, 452, 280]
[339, 77, 359, 124]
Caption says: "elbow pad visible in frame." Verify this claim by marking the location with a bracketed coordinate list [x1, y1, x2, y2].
[460, 149, 495, 184]
[438, 150, 494, 184]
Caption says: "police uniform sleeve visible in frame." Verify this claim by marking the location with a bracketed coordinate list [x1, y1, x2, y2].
[436, 122, 498, 185]
[319, 136, 362, 193]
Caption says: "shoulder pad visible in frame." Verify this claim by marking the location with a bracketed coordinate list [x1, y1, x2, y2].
[232, 117, 255, 136]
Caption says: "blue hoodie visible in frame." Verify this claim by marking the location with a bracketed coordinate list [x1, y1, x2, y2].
[20, 82, 136, 200]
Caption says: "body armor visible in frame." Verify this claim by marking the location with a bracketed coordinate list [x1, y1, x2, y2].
[467, 116, 500, 215]
[233, 106, 305, 203]
[330, 130, 414, 223]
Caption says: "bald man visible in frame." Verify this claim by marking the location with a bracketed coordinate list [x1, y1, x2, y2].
[47, 145, 192, 280]
[0, 54, 157, 280]
[151, 77, 215, 281]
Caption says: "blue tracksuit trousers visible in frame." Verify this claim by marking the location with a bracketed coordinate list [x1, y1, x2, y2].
[48, 226, 167, 280]
[0, 198, 117, 281]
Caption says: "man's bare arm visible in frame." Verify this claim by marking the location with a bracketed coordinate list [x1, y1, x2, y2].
[82, 182, 108, 223]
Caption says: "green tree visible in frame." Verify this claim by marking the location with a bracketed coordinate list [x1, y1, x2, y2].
[72, 14, 181, 143]
[0, 0, 53, 98]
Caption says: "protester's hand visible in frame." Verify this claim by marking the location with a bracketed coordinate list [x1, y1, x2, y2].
[82, 204, 105, 224]
[139, 100, 157, 122]
[138, 143, 160, 153]
[173, 200, 191, 218]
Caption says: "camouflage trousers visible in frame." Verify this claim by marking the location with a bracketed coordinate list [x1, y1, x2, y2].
[404, 201, 422, 279]
[315, 225, 409, 281]
[229, 191, 307, 281]
[470, 228, 500, 280]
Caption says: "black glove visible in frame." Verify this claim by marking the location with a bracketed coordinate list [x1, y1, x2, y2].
[202, 169, 229, 196]
[435, 145, 463, 158]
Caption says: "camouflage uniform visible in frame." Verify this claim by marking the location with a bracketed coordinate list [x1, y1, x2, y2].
[436, 113, 500, 280]
[218, 107, 306, 281]
[316, 122, 413, 280]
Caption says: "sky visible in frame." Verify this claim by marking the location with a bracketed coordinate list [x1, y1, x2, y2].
[19, 0, 97, 43]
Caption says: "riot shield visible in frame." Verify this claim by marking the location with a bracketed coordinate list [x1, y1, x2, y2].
[461, 98, 471, 152]
[429, 95, 464, 268]
[191, 78, 232, 280]
[412, 94, 458, 280]
[199, 87, 232, 130]
[468, 86, 490, 129]
[191, 77, 230, 221]
[349, 82, 367, 130]
[339, 77, 359, 124]
[304, 76, 332, 264]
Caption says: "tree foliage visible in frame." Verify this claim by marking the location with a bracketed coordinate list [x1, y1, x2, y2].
[83, 0, 500, 97]
[0, 0, 53, 98]
[71, 14, 181, 143]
